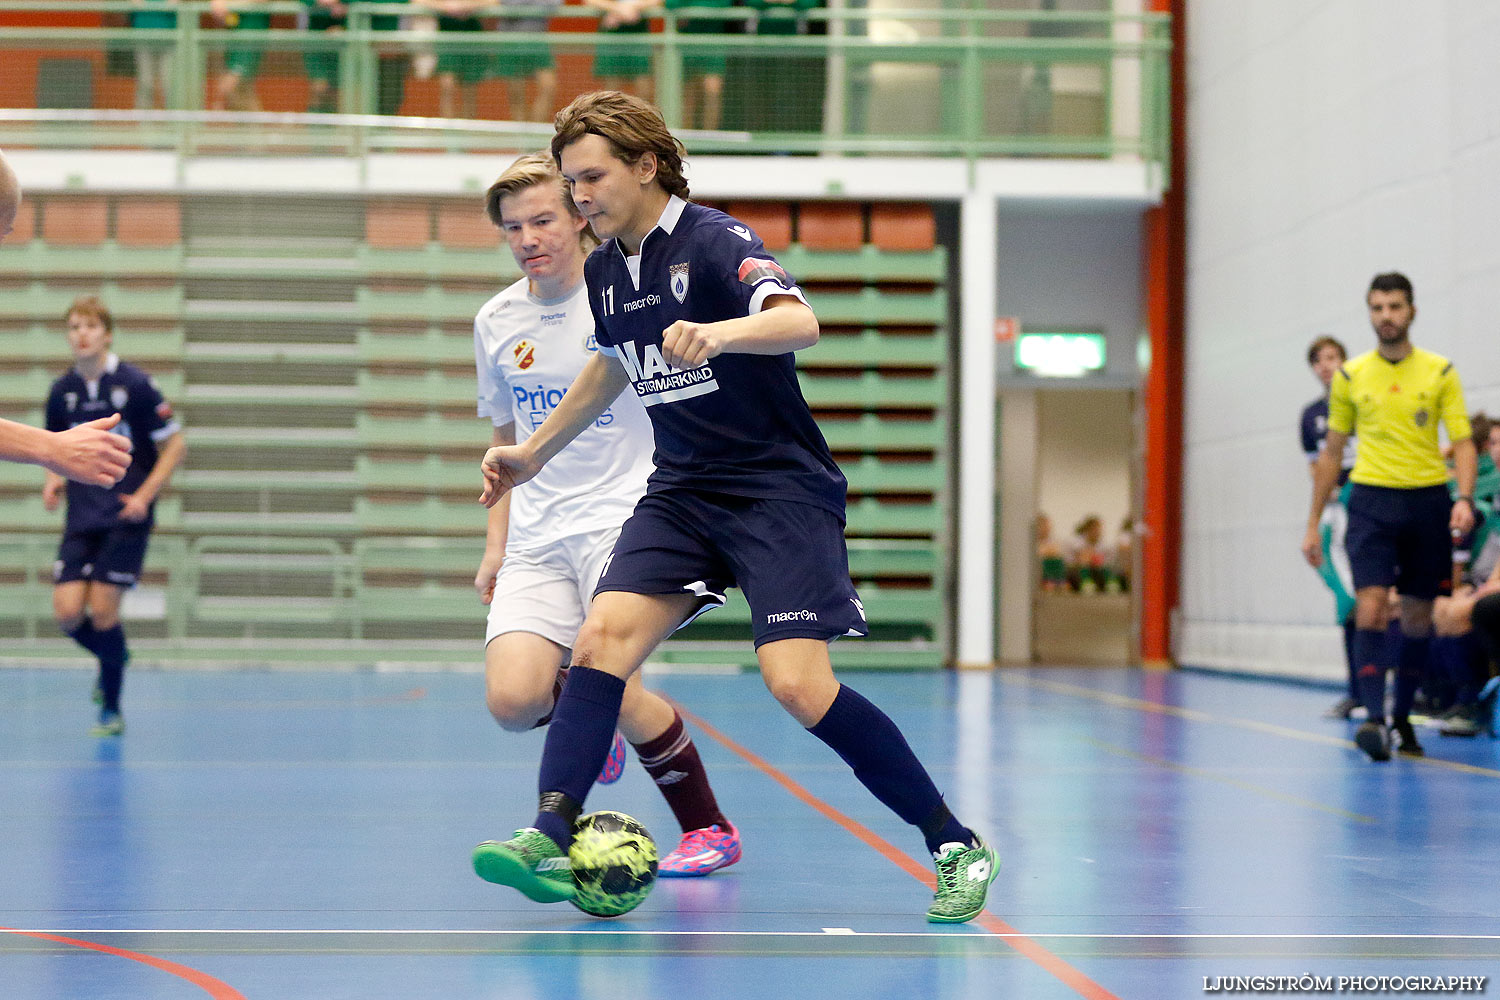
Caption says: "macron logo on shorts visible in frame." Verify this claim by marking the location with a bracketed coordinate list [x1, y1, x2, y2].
[767, 610, 819, 624]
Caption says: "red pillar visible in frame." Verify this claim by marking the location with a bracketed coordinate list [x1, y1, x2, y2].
[1140, 0, 1185, 667]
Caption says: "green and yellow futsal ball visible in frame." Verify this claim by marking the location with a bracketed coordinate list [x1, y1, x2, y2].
[569, 811, 658, 917]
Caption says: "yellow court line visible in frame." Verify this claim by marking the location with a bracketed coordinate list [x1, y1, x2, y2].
[1003, 673, 1500, 781]
[1085, 738, 1377, 824]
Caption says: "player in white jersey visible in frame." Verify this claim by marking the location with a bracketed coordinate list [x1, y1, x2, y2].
[471, 152, 740, 878]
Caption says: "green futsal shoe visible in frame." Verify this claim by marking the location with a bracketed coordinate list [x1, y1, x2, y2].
[472, 828, 574, 903]
[927, 835, 998, 923]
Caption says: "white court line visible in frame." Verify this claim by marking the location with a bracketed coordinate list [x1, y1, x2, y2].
[10, 929, 1500, 941]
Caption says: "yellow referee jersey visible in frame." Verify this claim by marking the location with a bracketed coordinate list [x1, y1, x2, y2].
[1327, 346, 1470, 488]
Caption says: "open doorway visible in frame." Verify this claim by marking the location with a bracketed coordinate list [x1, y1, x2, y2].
[1031, 387, 1138, 664]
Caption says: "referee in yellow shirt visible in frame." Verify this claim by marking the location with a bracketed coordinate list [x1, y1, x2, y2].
[1302, 272, 1478, 761]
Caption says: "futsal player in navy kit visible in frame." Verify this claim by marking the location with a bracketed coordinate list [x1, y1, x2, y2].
[43, 296, 185, 736]
[0, 152, 132, 486]
[471, 91, 997, 923]
[1300, 335, 1361, 720]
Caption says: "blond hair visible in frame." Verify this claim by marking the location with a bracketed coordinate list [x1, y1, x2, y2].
[485, 152, 598, 252]
[550, 91, 689, 200]
[65, 294, 113, 333]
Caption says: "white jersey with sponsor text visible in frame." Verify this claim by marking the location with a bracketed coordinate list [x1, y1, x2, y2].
[474, 276, 654, 551]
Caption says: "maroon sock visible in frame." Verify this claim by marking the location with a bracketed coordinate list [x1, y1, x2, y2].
[532, 668, 567, 730]
[632, 710, 728, 834]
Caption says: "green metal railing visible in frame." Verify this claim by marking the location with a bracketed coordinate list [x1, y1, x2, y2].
[0, 2, 1170, 163]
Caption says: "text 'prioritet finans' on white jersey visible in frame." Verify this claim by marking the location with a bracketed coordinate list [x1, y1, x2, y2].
[474, 276, 655, 551]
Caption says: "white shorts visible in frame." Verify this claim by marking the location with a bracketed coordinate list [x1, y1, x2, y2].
[484, 526, 620, 649]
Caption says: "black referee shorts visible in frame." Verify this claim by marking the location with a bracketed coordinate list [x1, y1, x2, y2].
[1344, 483, 1453, 600]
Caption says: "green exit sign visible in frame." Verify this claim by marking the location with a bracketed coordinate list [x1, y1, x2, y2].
[1014, 332, 1106, 377]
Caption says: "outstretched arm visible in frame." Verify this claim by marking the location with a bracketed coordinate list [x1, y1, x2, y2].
[479, 352, 631, 507]
[3, 414, 131, 486]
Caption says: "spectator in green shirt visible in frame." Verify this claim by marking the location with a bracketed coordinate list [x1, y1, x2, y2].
[300, 0, 346, 113]
[738, 0, 823, 133]
[663, 0, 736, 130]
[585, 0, 654, 101]
[210, 0, 271, 111]
[130, 0, 177, 110]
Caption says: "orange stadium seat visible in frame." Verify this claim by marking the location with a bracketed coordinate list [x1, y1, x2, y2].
[726, 202, 792, 251]
[366, 201, 432, 249]
[7, 197, 37, 243]
[436, 201, 498, 250]
[869, 202, 936, 252]
[115, 198, 181, 247]
[41, 197, 108, 246]
[797, 202, 863, 251]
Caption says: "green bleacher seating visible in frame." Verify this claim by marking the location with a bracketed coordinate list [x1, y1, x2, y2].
[4, 196, 952, 666]
[0, 241, 184, 279]
[357, 328, 476, 366]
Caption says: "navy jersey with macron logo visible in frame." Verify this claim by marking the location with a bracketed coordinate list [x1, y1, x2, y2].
[584, 197, 847, 517]
[45, 353, 180, 531]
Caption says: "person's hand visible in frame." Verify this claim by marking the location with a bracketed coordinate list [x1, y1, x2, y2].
[41, 476, 63, 511]
[117, 491, 152, 523]
[475, 551, 504, 604]
[660, 320, 721, 370]
[1451, 498, 1476, 536]
[43, 415, 132, 487]
[1301, 525, 1322, 568]
[480, 444, 542, 508]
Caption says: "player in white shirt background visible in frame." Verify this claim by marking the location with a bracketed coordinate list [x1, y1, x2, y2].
[470, 152, 741, 878]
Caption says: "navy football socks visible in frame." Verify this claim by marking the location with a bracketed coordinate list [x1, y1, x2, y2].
[94, 624, 128, 714]
[534, 666, 625, 851]
[1353, 627, 1387, 725]
[808, 684, 974, 855]
[1393, 634, 1429, 723]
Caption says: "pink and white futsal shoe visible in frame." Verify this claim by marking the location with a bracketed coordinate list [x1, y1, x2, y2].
[596, 730, 627, 785]
[657, 823, 742, 878]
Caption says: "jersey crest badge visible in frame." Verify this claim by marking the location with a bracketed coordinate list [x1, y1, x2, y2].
[1413, 408, 1429, 427]
[111, 386, 129, 410]
[64, 392, 78, 413]
[513, 340, 536, 371]
[669, 262, 690, 303]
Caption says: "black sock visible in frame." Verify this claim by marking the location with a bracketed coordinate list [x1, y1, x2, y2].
[67, 617, 104, 658]
[808, 684, 973, 855]
[1393, 633, 1429, 722]
[94, 624, 128, 714]
[533, 666, 625, 851]
[1353, 628, 1387, 725]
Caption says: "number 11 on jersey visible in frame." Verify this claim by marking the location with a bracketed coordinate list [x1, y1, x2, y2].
[601, 286, 615, 316]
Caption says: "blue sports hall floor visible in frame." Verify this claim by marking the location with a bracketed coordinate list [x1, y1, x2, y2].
[3, 664, 1499, 1000]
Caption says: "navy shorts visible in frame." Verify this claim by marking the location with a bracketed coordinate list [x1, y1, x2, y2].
[53, 523, 153, 588]
[596, 489, 869, 648]
[1344, 483, 1453, 600]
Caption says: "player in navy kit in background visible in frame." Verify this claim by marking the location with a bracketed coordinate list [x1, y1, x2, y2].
[43, 296, 185, 736]
[471, 91, 996, 923]
[0, 152, 133, 487]
[1301, 335, 1361, 720]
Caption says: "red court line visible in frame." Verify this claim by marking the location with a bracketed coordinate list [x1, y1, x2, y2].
[672, 703, 1122, 1000]
[0, 926, 247, 1000]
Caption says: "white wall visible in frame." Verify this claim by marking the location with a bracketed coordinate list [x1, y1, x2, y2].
[1179, 0, 1500, 680]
